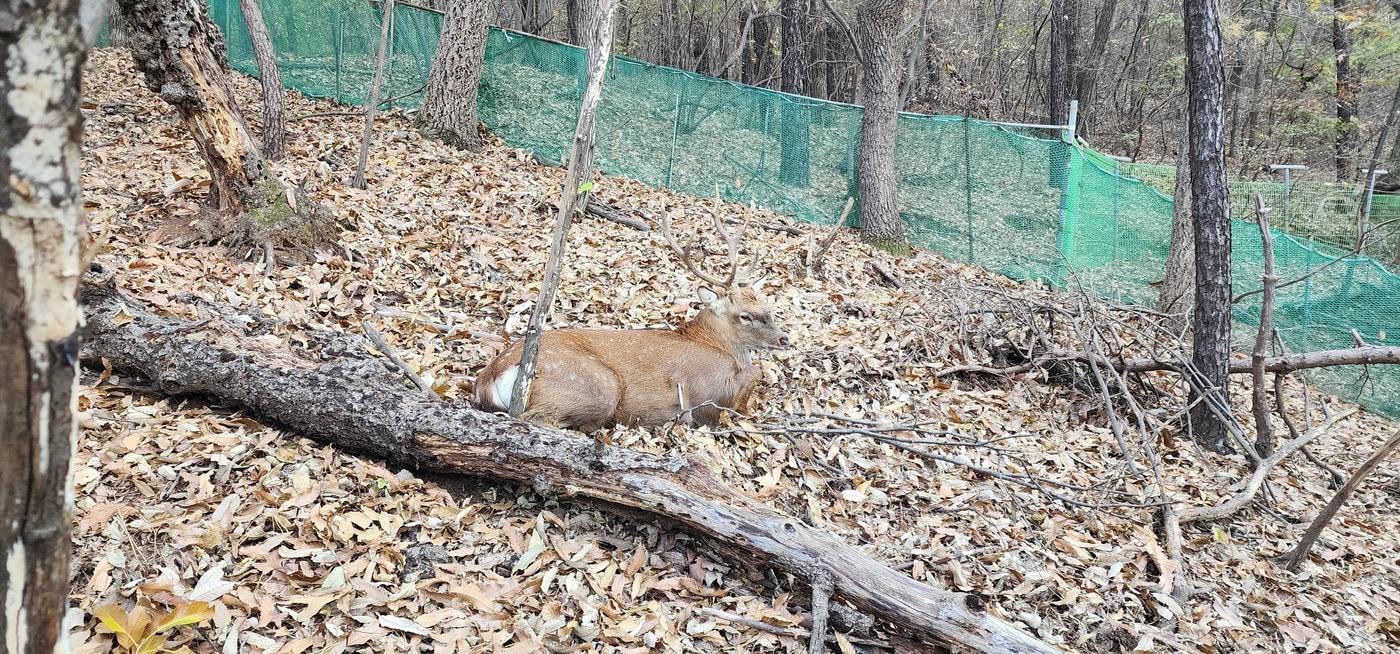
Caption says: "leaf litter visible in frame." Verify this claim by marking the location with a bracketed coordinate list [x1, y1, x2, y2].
[71, 48, 1400, 653]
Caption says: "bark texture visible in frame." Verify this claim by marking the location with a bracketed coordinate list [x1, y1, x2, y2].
[510, 0, 620, 416]
[115, 0, 330, 250]
[79, 269, 1059, 654]
[238, 0, 285, 160]
[1048, 0, 1078, 124]
[1157, 124, 1194, 322]
[0, 2, 85, 651]
[856, 0, 915, 251]
[778, 0, 811, 186]
[1183, 0, 1233, 453]
[418, 0, 491, 151]
[1331, 0, 1358, 182]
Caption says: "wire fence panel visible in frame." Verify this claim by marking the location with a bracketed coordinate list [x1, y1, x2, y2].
[98, 0, 1400, 419]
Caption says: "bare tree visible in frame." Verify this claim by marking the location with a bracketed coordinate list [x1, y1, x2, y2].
[1331, 0, 1359, 182]
[510, 0, 621, 416]
[115, 0, 330, 251]
[1, 0, 87, 650]
[779, 0, 811, 186]
[1184, 0, 1234, 453]
[856, 0, 916, 251]
[238, 0, 285, 160]
[1047, 0, 1078, 123]
[419, 0, 492, 150]
[1158, 122, 1194, 322]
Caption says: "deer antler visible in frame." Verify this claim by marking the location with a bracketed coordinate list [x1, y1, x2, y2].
[659, 190, 744, 288]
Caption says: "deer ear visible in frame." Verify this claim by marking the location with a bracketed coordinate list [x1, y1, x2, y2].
[696, 286, 722, 308]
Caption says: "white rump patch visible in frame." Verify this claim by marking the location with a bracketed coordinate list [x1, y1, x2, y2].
[491, 365, 520, 409]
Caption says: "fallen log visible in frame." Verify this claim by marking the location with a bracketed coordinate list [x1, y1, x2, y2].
[941, 346, 1400, 378]
[78, 266, 1057, 654]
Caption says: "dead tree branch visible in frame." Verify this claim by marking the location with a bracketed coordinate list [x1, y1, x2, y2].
[351, 0, 394, 189]
[1282, 429, 1400, 571]
[78, 269, 1058, 654]
[1249, 193, 1278, 456]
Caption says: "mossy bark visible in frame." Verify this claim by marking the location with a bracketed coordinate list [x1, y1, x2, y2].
[115, 0, 331, 252]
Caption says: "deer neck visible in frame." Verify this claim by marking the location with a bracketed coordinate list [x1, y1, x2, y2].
[679, 309, 752, 367]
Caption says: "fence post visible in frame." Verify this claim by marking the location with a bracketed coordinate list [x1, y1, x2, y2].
[1269, 163, 1305, 230]
[1302, 237, 1315, 328]
[1363, 167, 1388, 229]
[963, 117, 973, 263]
[664, 90, 681, 188]
[1063, 99, 1078, 143]
[334, 11, 343, 100]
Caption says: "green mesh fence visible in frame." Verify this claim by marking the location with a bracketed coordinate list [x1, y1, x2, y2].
[101, 0, 1400, 420]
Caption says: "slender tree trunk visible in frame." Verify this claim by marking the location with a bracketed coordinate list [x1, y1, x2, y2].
[353, 0, 394, 189]
[1047, 0, 1078, 124]
[566, 0, 581, 44]
[0, 1, 85, 651]
[779, 0, 811, 186]
[418, 0, 491, 151]
[1331, 0, 1358, 182]
[856, 0, 915, 251]
[825, 21, 843, 101]
[1184, 0, 1234, 454]
[752, 11, 774, 85]
[1073, 0, 1117, 137]
[238, 0, 286, 160]
[1158, 123, 1195, 323]
[510, 0, 620, 416]
[810, 14, 828, 99]
[115, 0, 330, 250]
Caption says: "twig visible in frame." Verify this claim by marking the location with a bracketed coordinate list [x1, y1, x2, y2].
[585, 199, 649, 230]
[1282, 429, 1400, 571]
[362, 321, 436, 397]
[868, 260, 903, 288]
[1178, 409, 1355, 524]
[810, 197, 855, 273]
[351, 0, 395, 189]
[698, 608, 890, 648]
[1249, 193, 1278, 457]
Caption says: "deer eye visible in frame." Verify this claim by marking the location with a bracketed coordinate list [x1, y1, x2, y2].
[739, 312, 752, 324]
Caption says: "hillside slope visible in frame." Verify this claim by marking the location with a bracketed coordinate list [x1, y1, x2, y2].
[69, 49, 1400, 653]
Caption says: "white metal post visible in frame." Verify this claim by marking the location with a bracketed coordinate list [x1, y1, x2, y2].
[1064, 99, 1078, 143]
[1269, 164, 1306, 228]
[1364, 168, 1389, 226]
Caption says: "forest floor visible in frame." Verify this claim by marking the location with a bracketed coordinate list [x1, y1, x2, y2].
[70, 49, 1400, 654]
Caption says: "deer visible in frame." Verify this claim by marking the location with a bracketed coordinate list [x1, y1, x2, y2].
[472, 208, 789, 431]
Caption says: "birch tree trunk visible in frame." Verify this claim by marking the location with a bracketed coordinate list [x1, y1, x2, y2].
[0, 1, 85, 651]
[238, 0, 285, 160]
[1184, 0, 1234, 453]
[418, 0, 491, 151]
[856, 0, 915, 252]
[115, 0, 330, 251]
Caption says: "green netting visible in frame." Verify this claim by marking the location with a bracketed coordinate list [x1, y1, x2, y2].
[103, 0, 1400, 420]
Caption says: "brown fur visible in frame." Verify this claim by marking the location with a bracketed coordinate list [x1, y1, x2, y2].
[473, 288, 788, 431]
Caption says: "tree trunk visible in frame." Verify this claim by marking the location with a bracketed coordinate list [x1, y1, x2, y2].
[825, 21, 843, 101]
[1073, 0, 1117, 137]
[779, 0, 811, 186]
[752, 10, 774, 86]
[1331, 0, 1358, 182]
[510, 0, 619, 416]
[78, 270, 1059, 654]
[1047, 0, 1078, 124]
[1184, 0, 1233, 454]
[115, 0, 330, 251]
[856, 0, 914, 252]
[566, 0, 581, 44]
[1158, 123, 1194, 322]
[418, 0, 491, 151]
[238, 0, 286, 160]
[0, 2, 85, 651]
